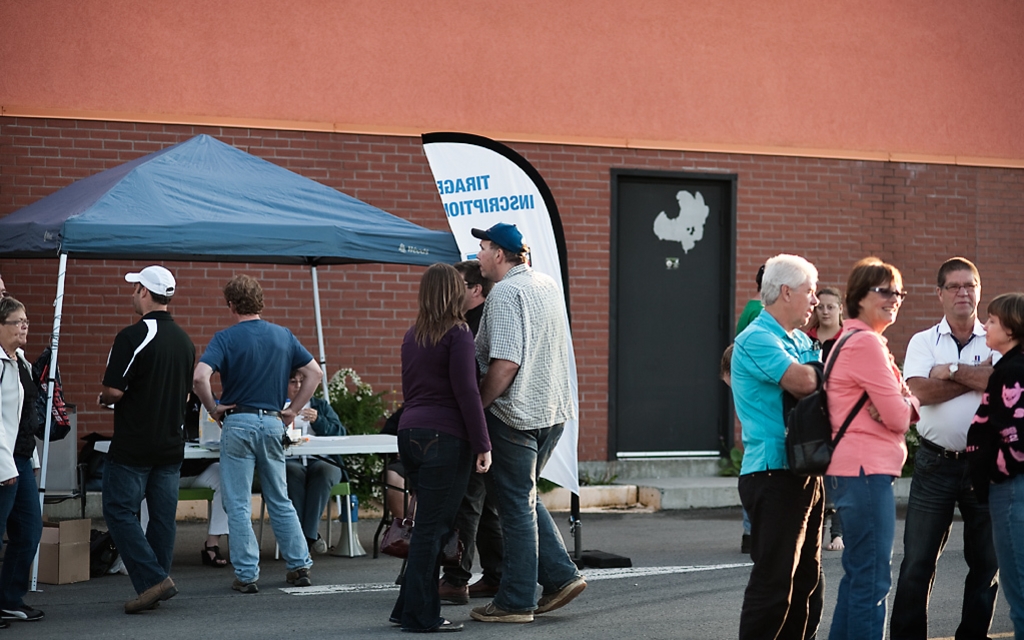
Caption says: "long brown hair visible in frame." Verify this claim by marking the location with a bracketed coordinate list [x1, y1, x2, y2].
[414, 263, 467, 346]
[806, 286, 843, 331]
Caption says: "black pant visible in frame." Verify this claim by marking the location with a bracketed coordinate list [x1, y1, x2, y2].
[442, 470, 503, 587]
[738, 471, 825, 640]
[390, 429, 472, 631]
[890, 446, 998, 640]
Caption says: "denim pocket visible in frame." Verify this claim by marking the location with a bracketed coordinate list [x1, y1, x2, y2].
[221, 424, 252, 458]
[401, 429, 440, 466]
[501, 426, 536, 448]
[914, 446, 941, 473]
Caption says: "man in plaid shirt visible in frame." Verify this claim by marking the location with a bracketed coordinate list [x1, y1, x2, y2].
[468, 222, 586, 624]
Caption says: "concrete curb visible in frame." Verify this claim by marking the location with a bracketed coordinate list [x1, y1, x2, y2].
[44, 478, 916, 521]
[540, 485, 642, 512]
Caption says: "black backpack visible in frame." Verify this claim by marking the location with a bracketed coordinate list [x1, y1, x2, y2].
[785, 330, 868, 476]
[89, 529, 119, 577]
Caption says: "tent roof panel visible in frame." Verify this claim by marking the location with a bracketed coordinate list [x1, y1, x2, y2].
[0, 135, 458, 266]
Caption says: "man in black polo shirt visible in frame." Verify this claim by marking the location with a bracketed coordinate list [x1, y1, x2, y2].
[99, 265, 195, 614]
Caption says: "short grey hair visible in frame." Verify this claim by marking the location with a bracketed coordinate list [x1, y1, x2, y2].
[761, 254, 818, 306]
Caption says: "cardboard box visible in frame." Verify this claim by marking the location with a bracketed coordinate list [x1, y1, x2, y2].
[38, 519, 91, 585]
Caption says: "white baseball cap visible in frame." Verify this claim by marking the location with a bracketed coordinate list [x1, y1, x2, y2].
[125, 265, 176, 297]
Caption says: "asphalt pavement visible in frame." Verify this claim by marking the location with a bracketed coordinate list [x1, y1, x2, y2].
[17, 506, 1015, 639]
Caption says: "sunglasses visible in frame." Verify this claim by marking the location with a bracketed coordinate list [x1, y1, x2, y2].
[869, 287, 907, 300]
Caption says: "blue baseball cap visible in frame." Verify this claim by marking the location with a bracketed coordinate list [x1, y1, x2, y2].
[471, 223, 525, 253]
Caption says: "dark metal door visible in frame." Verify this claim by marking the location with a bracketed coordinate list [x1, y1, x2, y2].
[610, 170, 736, 457]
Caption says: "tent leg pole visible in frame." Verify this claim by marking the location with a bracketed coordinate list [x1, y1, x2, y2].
[310, 265, 328, 390]
[570, 493, 582, 560]
[32, 253, 67, 592]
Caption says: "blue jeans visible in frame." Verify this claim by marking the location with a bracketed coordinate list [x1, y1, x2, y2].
[827, 472, 896, 640]
[890, 446, 998, 640]
[102, 459, 180, 594]
[989, 476, 1024, 639]
[0, 466, 19, 598]
[0, 456, 42, 609]
[220, 413, 311, 583]
[484, 412, 581, 613]
[390, 429, 473, 631]
[286, 459, 342, 541]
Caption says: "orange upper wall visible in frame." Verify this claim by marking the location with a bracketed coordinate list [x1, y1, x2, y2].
[2, 0, 1022, 162]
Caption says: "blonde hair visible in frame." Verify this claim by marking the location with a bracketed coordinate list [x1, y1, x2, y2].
[414, 263, 467, 346]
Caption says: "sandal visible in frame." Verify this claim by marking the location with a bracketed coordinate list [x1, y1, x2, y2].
[201, 544, 229, 567]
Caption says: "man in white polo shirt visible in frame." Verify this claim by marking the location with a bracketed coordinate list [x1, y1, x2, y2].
[890, 257, 1000, 640]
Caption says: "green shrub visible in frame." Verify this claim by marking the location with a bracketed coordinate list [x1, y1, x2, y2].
[902, 424, 920, 478]
[326, 368, 394, 507]
[719, 447, 744, 477]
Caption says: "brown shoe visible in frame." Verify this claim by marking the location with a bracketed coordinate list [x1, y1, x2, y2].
[124, 577, 177, 614]
[535, 576, 586, 614]
[468, 577, 499, 598]
[470, 602, 533, 623]
[438, 578, 469, 605]
[285, 567, 312, 587]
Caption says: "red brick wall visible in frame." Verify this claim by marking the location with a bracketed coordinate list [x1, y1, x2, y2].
[2, 117, 1022, 460]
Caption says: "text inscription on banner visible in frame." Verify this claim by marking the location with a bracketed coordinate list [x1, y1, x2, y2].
[422, 143, 562, 295]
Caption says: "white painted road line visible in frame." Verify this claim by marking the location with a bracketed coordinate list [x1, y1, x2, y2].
[584, 563, 752, 581]
[280, 563, 753, 596]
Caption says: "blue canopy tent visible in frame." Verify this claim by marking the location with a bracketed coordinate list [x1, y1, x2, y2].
[0, 134, 458, 577]
[0, 134, 457, 264]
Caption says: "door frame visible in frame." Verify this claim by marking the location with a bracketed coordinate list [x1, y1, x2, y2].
[608, 168, 738, 460]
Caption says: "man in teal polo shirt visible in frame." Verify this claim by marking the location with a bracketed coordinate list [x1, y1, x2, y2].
[732, 253, 823, 640]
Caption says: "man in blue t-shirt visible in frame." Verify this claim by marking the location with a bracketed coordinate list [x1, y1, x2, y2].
[193, 275, 322, 594]
[731, 254, 823, 640]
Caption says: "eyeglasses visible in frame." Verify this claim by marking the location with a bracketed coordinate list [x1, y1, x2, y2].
[869, 287, 907, 300]
[2, 319, 29, 328]
[0, 291, 9, 299]
[942, 282, 979, 294]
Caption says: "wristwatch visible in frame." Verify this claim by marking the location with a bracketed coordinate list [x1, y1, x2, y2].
[949, 363, 959, 380]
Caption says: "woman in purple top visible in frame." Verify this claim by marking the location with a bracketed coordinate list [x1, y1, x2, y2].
[389, 263, 491, 633]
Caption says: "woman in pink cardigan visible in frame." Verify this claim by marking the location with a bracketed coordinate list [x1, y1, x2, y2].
[825, 258, 920, 640]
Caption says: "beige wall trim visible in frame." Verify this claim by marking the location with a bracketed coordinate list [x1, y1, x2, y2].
[4, 105, 1023, 170]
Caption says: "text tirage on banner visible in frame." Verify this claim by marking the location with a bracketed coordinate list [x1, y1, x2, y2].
[422, 133, 580, 494]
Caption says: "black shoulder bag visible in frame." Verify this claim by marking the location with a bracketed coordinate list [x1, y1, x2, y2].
[785, 330, 869, 476]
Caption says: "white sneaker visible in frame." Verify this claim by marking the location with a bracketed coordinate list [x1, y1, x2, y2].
[311, 535, 328, 555]
[826, 536, 845, 551]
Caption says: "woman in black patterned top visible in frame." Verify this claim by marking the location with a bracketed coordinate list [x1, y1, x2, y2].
[967, 292, 1024, 639]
